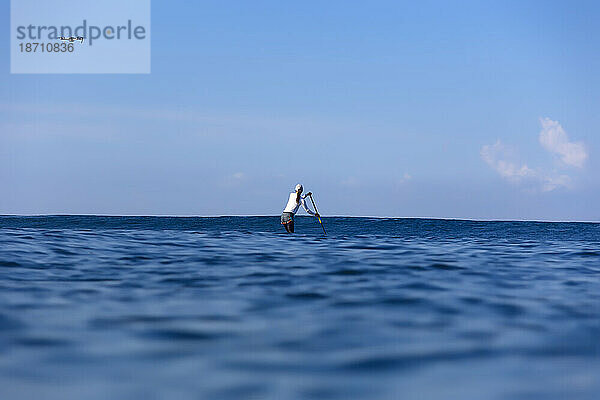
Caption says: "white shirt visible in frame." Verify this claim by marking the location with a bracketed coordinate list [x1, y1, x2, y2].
[283, 192, 315, 215]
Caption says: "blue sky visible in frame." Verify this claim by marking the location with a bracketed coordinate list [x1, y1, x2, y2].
[1, 0, 599, 220]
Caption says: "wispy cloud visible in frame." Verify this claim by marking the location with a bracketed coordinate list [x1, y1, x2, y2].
[220, 172, 247, 188]
[539, 118, 587, 168]
[541, 174, 571, 192]
[481, 118, 586, 192]
[341, 177, 359, 187]
[0, 102, 352, 141]
[480, 141, 537, 183]
[398, 172, 412, 184]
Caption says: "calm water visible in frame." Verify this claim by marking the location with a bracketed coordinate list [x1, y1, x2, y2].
[1, 216, 599, 400]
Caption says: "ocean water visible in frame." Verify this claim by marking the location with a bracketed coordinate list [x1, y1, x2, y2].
[1, 215, 599, 400]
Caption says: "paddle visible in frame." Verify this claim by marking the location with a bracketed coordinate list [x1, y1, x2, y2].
[307, 193, 326, 235]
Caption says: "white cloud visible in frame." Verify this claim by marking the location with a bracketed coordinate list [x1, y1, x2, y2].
[539, 117, 587, 168]
[481, 118, 587, 192]
[341, 177, 359, 187]
[220, 172, 247, 188]
[398, 172, 412, 183]
[541, 174, 571, 192]
[480, 141, 537, 183]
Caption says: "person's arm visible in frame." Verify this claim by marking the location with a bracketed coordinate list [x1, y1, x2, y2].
[300, 196, 316, 216]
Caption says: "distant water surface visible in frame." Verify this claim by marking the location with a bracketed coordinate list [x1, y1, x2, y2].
[1, 216, 599, 399]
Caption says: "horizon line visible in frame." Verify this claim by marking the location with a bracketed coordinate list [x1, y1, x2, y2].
[1, 214, 598, 224]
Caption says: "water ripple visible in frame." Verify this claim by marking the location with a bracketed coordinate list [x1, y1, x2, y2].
[1, 216, 599, 400]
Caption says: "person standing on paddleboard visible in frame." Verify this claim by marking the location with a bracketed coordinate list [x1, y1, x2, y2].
[281, 184, 319, 233]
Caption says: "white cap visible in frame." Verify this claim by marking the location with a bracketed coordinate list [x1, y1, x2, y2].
[295, 184, 303, 192]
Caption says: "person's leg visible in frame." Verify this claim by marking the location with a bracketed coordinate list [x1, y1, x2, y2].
[282, 213, 294, 233]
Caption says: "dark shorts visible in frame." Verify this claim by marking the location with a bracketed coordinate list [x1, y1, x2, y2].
[281, 212, 294, 225]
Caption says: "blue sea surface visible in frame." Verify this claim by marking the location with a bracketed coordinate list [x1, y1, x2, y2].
[1, 216, 599, 399]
